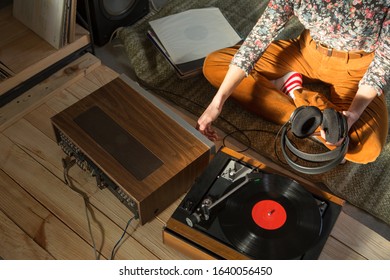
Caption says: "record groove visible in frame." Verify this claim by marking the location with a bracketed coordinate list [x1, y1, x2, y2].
[219, 173, 322, 259]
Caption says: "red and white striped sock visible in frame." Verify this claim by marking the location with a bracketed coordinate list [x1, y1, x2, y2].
[271, 72, 303, 99]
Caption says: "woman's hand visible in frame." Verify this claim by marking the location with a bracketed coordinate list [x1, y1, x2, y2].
[319, 110, 358, 146]
[197, 102, 222, 141]
[320, 84, 378, 145]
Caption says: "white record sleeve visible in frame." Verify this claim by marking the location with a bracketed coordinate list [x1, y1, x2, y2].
[149, 7, 241, 64]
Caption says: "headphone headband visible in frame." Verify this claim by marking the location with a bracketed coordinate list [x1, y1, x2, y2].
[280, 106, 348, 175]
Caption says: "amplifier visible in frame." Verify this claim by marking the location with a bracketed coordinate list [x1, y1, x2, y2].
[51, 75, 215, 224]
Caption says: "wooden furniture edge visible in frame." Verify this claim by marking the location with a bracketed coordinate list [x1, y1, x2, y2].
[0, 53, 101, 131]
[0, 25, 90, 96]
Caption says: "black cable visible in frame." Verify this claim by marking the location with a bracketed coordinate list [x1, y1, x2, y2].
[110, 216, 136, 260]
[222, 129, 251, 153]
[136, 80, 277, 154]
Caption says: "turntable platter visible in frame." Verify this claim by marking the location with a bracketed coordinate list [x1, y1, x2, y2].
[219, 173, 322, 260]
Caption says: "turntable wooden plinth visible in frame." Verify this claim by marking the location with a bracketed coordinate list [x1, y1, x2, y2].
[51, 75, 215, 224]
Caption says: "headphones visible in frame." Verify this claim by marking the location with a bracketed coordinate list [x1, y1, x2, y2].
[280, 106, 349, 175]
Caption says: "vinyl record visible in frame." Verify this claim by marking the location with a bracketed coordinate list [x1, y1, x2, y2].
[219, 173, 322, 259]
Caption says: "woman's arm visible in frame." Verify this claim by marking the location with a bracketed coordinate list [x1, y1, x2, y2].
[197, 65, 246, 140]
[345, 85, 378, 129]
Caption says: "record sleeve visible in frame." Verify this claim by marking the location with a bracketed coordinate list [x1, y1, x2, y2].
[149, 7, 242, 64]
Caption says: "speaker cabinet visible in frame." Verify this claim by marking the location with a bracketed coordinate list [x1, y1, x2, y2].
[78, 0, 149, 46]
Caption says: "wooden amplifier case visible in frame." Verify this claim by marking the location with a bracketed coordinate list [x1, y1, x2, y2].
[51, 75, 215, 224]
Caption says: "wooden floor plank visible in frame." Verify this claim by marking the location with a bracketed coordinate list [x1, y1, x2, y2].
[3, 118, 96, 192]
[24, 103, 58, 142]
[3, 119, 67, 178]
[132, 218, 192, 260]
[45, 87, 82, 114]
[330, 212, 390, 260]
[0, 169, 99, 260]
[0, 210, 54, 260]
[90, 187, 191, 260]
[319, 236, 365, 260]
[0, 134, 157, 260]
[65, 65, 119, 100]
[83, 65, 120, 91]
[0, 53, 100, 131]
[0, 170, 51, 236]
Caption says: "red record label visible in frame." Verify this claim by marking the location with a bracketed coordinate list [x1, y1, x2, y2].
[252, 200, 287, 230]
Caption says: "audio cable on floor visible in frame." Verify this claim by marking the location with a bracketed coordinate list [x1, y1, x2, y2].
[62, 155, 138, 260]
[62, 156, 102, 260]
[110, 216, 136, 260]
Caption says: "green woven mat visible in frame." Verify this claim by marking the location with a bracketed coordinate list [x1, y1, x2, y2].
[118, 0, 390, 225]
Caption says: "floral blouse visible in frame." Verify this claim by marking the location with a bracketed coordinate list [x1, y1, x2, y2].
[231, 0, 389, 95]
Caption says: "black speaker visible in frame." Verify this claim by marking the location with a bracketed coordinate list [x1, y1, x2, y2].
[78, 0, 149, 46]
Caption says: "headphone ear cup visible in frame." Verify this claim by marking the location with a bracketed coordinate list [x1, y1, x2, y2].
[291, 106, 322, 138]
[340, 112, 348, 138]
[322, 108, 345, 143]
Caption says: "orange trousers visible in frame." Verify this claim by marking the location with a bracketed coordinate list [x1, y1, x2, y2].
[203, 30, 388, 163]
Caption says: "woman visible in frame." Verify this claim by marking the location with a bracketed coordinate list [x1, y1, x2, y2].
[197, 0, 389, 164]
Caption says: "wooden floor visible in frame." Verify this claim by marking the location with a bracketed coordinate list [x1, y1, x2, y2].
[1, 53, 389, 260]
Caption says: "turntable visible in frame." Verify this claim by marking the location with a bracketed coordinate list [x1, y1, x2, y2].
[163, 147, 344, 259]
